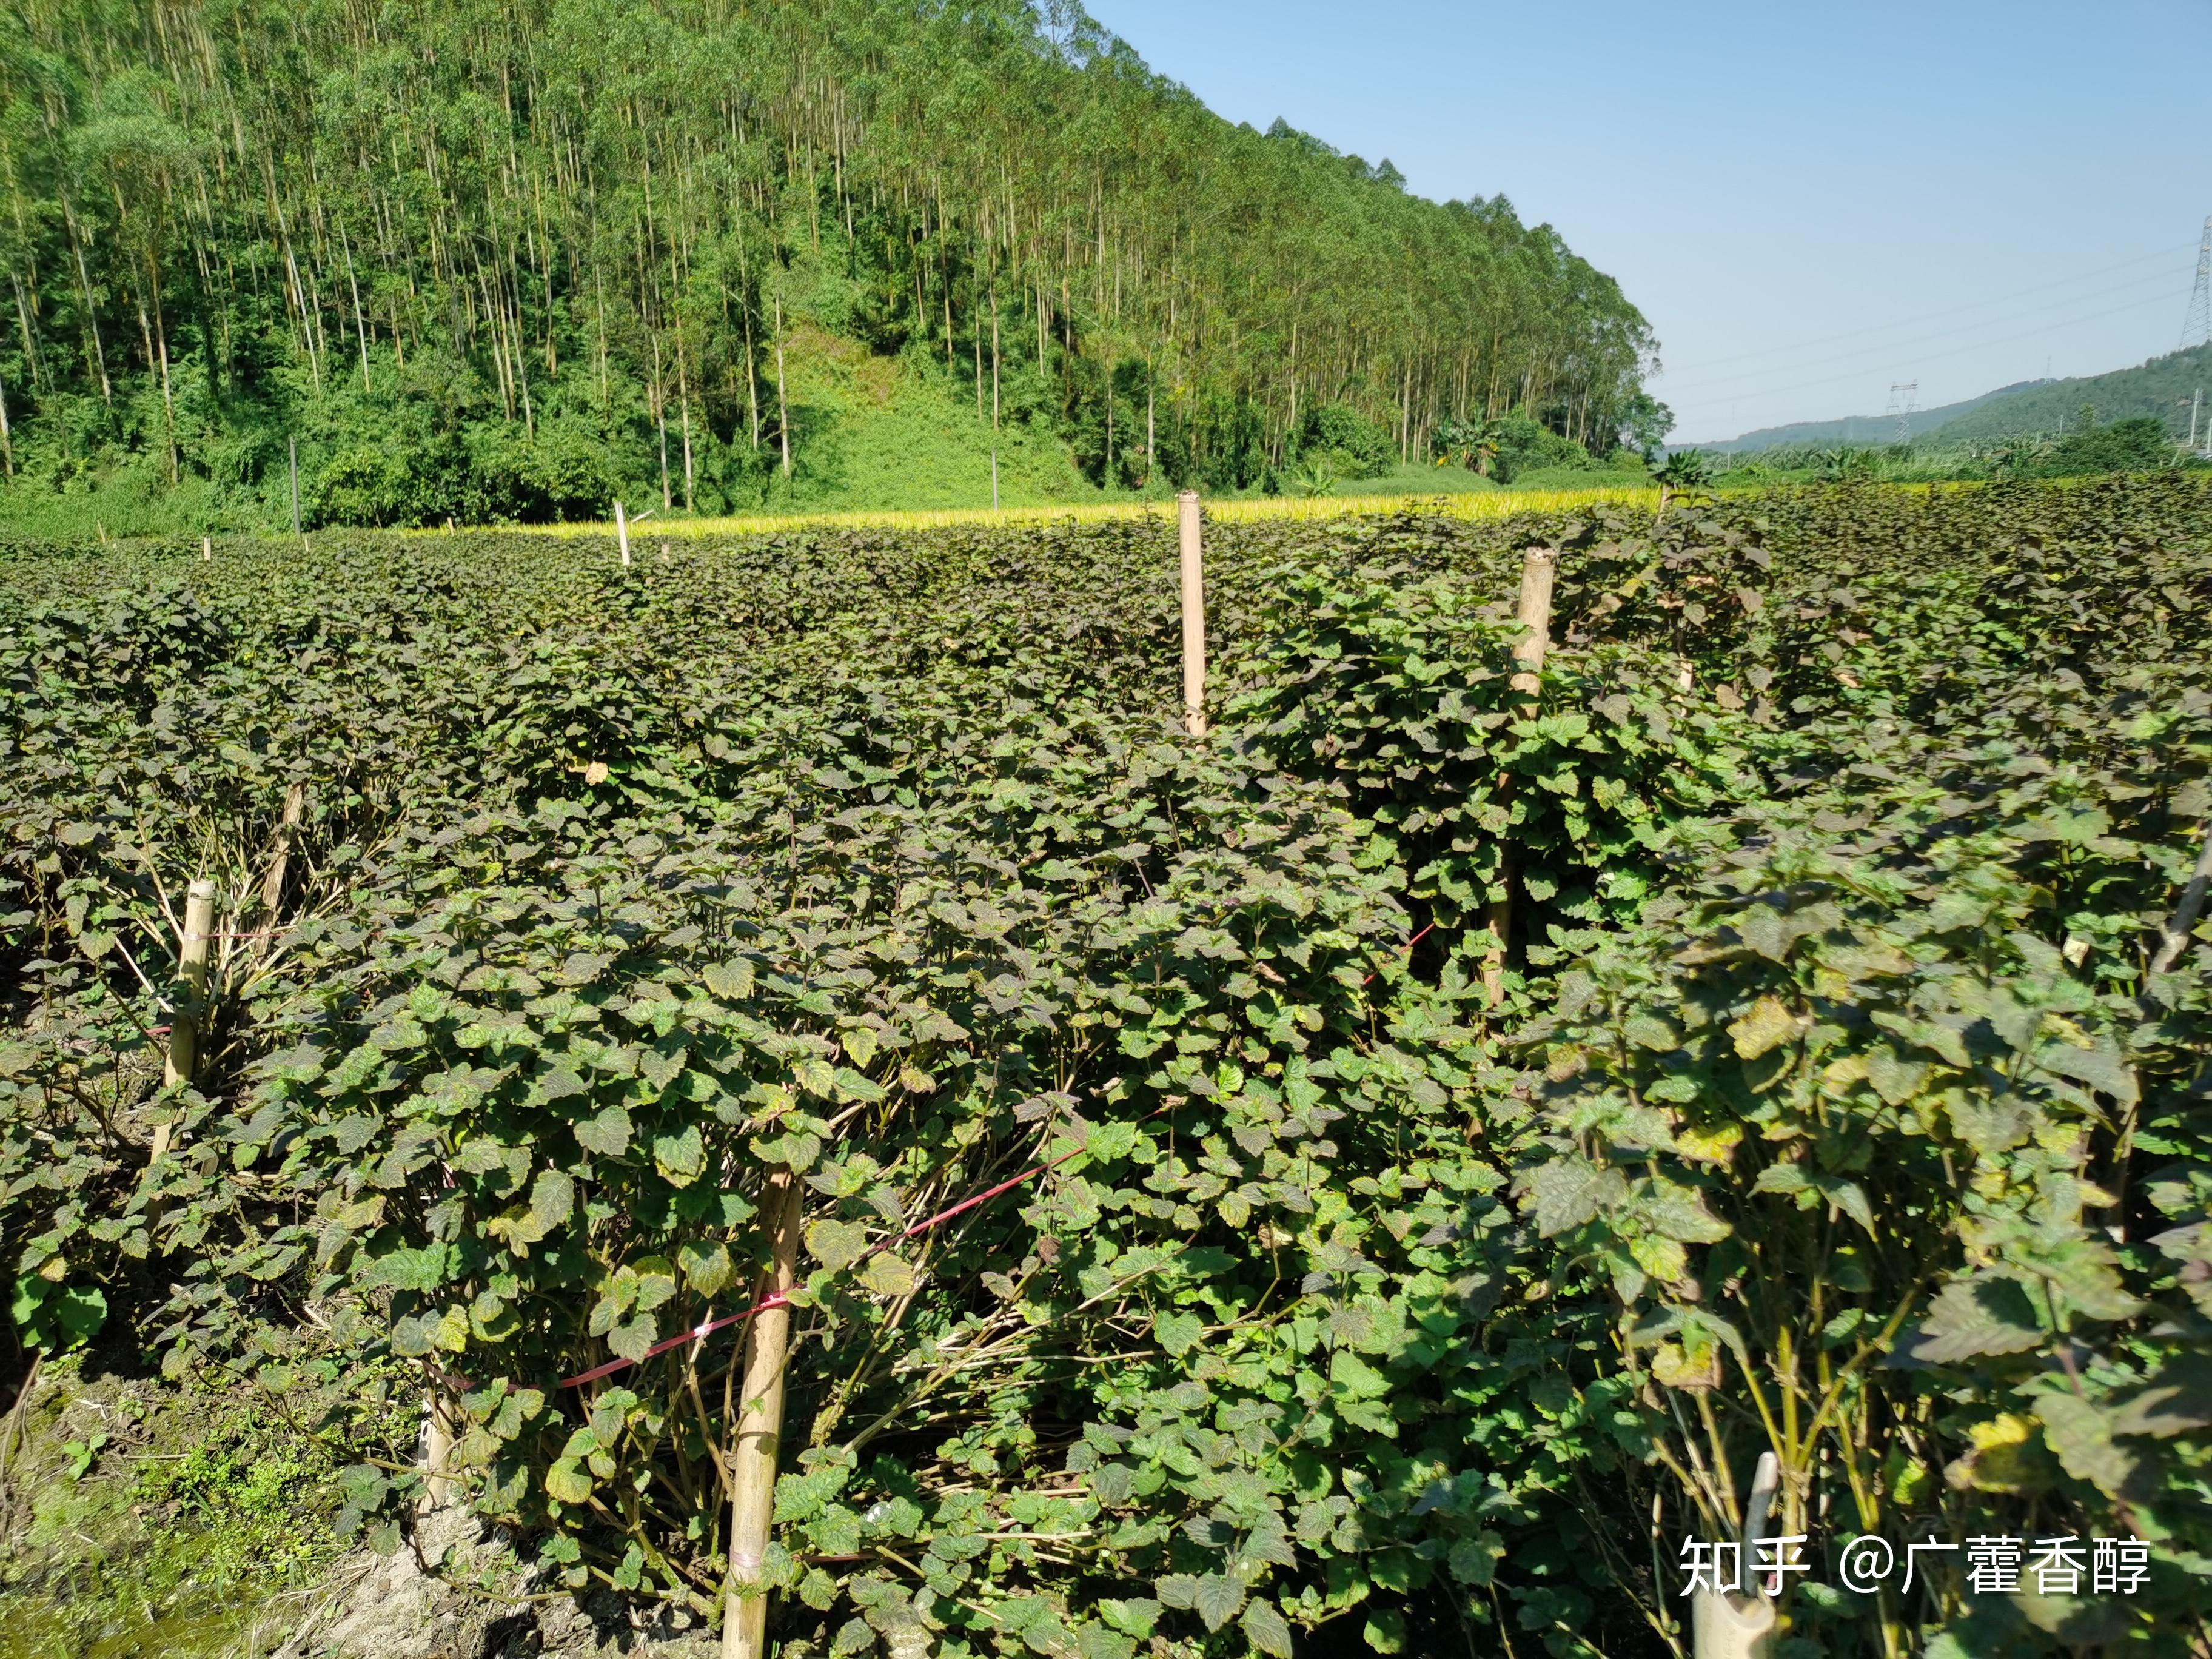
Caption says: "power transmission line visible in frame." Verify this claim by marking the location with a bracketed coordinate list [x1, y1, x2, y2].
[2184, 216, 2212, 349]
[1663, 262, 2193, 397]
[1673, 286, 2188, 429]
[1661, 241, 2194, 379]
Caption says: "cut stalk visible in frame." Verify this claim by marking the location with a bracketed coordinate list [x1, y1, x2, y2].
[1484, 548, 1557, 1006]
[421, 1394, 456, 1511]
[260, 782, 306, 914]
[2151, 821, 2212, 977]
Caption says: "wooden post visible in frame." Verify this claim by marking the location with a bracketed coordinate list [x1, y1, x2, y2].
[1484, 548, 1557, 1006]
[1178, 491, 1207, 736]
[200, 535, 211, 562]
[1509, 548, 1557, 694]
[616, 500, 631, 567]
[163, 879, 216, 1088]
[724, 1170, 803, 1659]
[289, 437, 301, 538]
[261, 782, 305, 914]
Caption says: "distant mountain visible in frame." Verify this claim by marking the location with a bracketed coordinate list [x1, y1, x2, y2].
[1924, 344, 2212, 445]
[1687, 343, 2212, 455]
[1687, 383, 2046, 453]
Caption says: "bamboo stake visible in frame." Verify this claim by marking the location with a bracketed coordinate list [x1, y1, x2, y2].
[289, 437, 301, 538]
[616, 500, 631, 566]
[201, 535, 211, 561]
[1692, 1450, 1780, 1659]
[1178, 491, 1207, 736]
[724, 1170, 803, 1659]
[163, 879, 216, 1088]
[1484, 548, 1557, 1006]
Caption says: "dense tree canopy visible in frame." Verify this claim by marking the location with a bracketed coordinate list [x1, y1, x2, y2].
[0, 0, 1657, 522]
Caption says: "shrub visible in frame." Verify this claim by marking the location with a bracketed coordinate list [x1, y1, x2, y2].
[1294, 406, 1396, 480]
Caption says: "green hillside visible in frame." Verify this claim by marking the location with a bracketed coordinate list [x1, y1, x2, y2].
[0, 1, 1655, 533]
[1926, 344, 2212, 445]
[1693, 380, 2045, 452]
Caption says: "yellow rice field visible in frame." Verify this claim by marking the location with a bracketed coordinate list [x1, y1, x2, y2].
[488, 485, 1668, 541]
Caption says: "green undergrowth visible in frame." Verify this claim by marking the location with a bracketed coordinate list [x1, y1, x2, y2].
[760, 328, 1101, 513]
[0, 1353, 413, 1658]
[3, 478, 2211, 1658]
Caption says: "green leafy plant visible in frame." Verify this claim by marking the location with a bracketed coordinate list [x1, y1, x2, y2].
[1228, 562, 1755, 995]
[1651, 449, 1711, 494]
[6, 479, 2211, 1659]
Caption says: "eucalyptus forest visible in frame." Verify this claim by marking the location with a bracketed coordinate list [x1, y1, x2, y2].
[0, 0, 1654, 527]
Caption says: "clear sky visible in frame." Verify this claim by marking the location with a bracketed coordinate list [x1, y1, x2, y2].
[1081, 0, 2212, 443]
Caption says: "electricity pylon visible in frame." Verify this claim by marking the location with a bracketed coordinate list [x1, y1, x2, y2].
[1885, 382, 1919, 446]
[2184, 216, 2212, 349]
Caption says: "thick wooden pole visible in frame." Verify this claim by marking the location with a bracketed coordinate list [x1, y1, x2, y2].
[163, 879, 216, 1088]
[724, 1170, 803, 1659]
[1178, 491, 1207, 736]
[616, 500, 631, 567]
[1484, 548, 1557, 1006]
[200, 535, 211, 561]
[1509, 548, 1557, 693]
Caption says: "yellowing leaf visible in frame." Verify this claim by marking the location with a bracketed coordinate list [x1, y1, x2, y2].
[1672, 1122, 1741, 1165]
[1652, 1336, 1721, 1392]
[806, 1219, 870, 1271]
[678, 1241, 734, 1299]
[1728, 996, 1799, 1059]
[1950, 1412, 2058, 1496]
[1628, 1233, 1688, 1284]
[859, 1253, 918, 1298]
[544, 1457, 594, 1506]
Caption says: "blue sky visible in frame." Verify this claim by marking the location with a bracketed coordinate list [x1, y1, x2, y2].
[1082, 0, 2212, 443]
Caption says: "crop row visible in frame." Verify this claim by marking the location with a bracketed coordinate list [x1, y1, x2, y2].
[2, 478, 2209, 1658]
